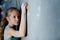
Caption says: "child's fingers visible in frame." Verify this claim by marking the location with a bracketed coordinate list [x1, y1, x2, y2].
[21, 2, 28, 9]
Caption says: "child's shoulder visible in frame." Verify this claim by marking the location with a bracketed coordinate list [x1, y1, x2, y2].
[4, 25, 12, 32]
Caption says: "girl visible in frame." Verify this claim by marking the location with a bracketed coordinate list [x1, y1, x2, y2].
[1, 2, 28, 40]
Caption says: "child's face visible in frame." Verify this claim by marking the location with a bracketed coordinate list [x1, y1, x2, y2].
[7, 10, 20, 26]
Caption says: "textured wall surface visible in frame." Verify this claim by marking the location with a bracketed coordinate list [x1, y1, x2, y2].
[21, 0, 60, 40]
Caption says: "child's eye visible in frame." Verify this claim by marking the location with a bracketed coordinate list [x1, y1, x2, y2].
[13, 16, 16, 18]
[17, 15, 20, 18]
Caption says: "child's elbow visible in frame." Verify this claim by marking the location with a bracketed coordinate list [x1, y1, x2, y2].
[20, 34, 26, 37]
[22, 35, 25, 37]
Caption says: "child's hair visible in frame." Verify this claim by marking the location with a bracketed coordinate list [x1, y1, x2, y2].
[0, 7, 21, 33]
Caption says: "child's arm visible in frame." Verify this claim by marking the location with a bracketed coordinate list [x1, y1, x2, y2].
[19, 3, 27, 37]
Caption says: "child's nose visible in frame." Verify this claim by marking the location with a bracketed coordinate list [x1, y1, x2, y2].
[16, 17, 19, 21]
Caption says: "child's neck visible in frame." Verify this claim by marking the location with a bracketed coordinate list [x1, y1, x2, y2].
[8, 23, 14, 27]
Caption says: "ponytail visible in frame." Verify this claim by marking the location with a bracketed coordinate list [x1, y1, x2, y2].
[1, 17, 8, 29]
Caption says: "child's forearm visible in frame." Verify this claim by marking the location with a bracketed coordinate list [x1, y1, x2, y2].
[19, 9, 26, 36]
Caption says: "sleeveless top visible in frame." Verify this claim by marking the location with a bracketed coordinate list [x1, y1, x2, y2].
[4, 25, 19, 40]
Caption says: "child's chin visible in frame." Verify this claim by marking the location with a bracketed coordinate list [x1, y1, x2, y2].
[15, 24, 19, 26]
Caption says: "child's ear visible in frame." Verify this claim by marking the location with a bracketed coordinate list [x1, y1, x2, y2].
[6, 17, 9, 21]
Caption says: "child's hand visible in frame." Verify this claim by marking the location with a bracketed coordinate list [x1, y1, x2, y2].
[21, 2, 28, 11]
